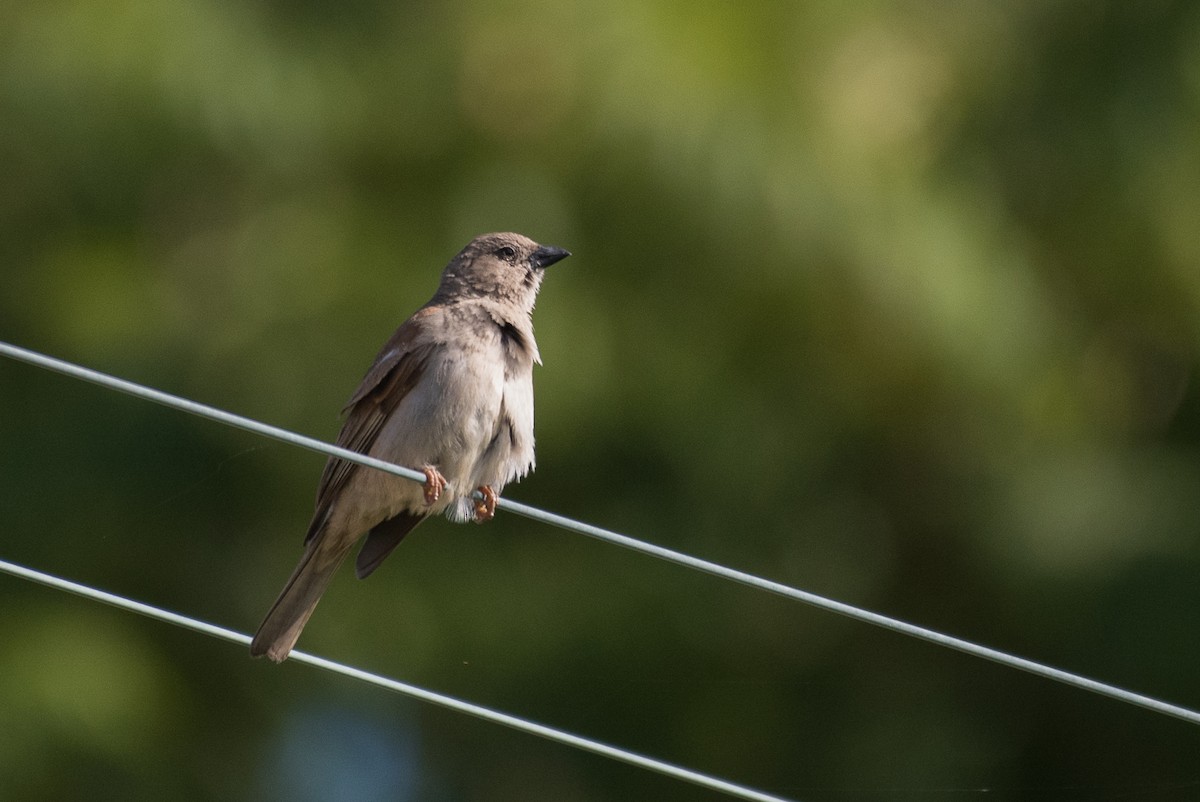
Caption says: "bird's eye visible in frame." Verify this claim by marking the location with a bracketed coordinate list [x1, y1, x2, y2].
[494, 246, 517, 260]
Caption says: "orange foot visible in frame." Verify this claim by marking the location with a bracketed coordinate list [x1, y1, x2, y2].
[473, 485, 498, 523]
[421, 465, 446, 506]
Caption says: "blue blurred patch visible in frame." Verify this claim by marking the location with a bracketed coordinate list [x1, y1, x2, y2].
[261, 703, 423, 802]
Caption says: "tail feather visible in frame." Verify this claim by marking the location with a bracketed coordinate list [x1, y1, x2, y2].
[250, 535, 351, 662]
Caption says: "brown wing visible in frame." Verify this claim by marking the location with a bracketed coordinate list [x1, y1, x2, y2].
[355, 511, 425, 578]
[304, 307, 441, 544]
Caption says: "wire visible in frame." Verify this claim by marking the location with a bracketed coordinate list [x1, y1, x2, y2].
[0, 558, 794, 802]
[2, 339, 1199, 728]
[503, 499, 1200, 726]
[0, 341, 429, 485]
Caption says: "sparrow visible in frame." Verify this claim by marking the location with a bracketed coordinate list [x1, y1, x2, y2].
[250, 232, 570, 662]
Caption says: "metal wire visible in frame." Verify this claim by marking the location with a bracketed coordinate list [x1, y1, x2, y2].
[0, 557, 794, 802]
[2, 339, 1199, 728]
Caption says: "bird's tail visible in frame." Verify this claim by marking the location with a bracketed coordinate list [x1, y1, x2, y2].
[250, 535, 349, 662]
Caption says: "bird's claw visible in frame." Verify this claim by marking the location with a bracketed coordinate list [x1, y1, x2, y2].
[422, 466, 446, 506]
[473, 485, 498, 523]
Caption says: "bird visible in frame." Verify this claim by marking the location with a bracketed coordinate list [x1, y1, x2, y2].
[250, 232, 570, 662]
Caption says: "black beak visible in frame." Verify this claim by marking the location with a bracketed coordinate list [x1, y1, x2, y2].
[531, 245, 571, 269]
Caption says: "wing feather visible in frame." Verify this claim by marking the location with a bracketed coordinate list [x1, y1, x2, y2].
[304, 308, 440, 544]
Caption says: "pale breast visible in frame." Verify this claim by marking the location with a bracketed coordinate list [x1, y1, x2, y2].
[456, 308, 539, 516]
[351, 302, 538, 525]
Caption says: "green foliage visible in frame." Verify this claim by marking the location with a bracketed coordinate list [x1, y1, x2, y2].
[2, 1, 1199, 799]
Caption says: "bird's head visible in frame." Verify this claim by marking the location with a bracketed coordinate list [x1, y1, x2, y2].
[436, 232, 570, 311]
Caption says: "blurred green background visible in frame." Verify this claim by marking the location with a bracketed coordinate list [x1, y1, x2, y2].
[2, 1, 1199, 799]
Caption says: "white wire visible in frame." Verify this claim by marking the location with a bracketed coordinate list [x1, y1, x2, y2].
[0, 557, 794, 802]
[501, 500, 1200, 726]
[2, 339, 1199, 728]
